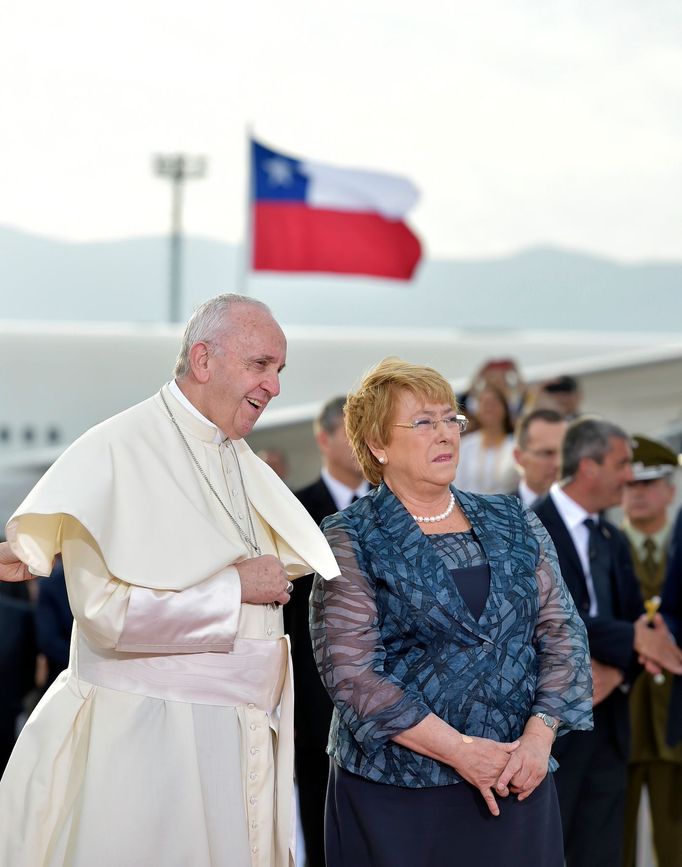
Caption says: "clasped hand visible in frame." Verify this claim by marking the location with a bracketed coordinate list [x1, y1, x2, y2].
[494, 729, 551, 802]
[634, 613, 682, 676]
[450, 735, 519, 817]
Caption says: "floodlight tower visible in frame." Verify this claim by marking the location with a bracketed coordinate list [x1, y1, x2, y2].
[153, 154, 207, 322]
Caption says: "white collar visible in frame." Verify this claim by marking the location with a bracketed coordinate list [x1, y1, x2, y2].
[549, 482, 599, 530]
[518, 478, 542, 509]
[168, 380, 225, 444]
[321, 468, 370, 511]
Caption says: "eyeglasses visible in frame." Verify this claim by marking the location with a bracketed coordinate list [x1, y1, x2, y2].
[392, 414, 468, 434]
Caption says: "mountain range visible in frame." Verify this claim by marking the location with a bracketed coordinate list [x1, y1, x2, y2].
[1, 225, 681, 332]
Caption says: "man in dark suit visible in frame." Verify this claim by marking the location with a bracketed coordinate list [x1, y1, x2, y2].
[534, 418, 682, 867]
[662, 506, 682, 749]
[284, 396, 369, 867]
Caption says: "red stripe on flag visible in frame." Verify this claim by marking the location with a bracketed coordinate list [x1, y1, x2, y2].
[252, 203, 421, 280]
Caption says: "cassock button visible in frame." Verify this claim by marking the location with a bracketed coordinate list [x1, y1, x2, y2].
[250, 723, 257, 731]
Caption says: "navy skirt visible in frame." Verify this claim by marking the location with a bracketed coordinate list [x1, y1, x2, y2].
[325, 760, 563, 867]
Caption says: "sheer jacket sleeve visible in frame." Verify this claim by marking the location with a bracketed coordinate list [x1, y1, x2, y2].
[310, 520, 432, 759]
[525, 508, 593, 734]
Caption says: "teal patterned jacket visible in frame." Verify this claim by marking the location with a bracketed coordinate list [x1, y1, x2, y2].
[310, 483, 593, 788]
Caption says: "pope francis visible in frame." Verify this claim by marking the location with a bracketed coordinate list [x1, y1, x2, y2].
[0, 294, 340, 867]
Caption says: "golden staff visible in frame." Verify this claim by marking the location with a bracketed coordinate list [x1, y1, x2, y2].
[644, 596, 666, 685]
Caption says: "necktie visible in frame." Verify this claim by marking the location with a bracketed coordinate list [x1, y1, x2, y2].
[584, 518, 613, 617]
[641, 537, 659, 596]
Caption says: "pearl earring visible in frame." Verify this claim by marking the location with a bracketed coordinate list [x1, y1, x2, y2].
[378, 457, 386, 465]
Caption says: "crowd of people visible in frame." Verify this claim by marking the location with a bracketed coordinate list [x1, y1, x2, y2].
[0, 295, 681, 867]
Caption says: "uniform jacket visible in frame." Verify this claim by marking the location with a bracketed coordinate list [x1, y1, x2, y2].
[624, 524, 682, 763]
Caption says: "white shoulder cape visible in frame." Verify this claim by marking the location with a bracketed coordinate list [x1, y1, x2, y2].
[6, 388, 340, 591]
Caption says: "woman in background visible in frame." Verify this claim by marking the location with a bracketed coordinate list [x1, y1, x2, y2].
[456, 383, 518, 494]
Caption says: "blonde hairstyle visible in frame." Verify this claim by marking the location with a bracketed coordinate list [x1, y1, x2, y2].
[345, 357, 458, 485]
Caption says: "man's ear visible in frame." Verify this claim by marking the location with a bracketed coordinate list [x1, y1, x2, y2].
[316, 429, 330, 458]
[580, 456, 598, 480]
[189, 342, 211, 384]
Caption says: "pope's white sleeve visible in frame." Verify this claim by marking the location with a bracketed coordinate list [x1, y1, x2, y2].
[61, 517, 241, 653]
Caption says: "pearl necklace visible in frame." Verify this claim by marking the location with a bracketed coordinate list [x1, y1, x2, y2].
[411, 491, 456, 524]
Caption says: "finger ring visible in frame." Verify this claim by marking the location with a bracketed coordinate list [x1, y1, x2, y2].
[285, 580, 294, 594]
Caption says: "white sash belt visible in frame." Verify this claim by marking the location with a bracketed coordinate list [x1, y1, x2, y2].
[74, 632, 288, 711]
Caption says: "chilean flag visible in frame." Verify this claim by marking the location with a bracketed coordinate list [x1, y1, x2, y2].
[250, 140, 422, 280]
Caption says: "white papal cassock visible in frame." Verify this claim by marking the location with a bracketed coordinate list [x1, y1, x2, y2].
[0, 383, 339, 867]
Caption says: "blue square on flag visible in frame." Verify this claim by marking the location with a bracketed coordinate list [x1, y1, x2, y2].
[250, 139, 422, 280]
[253, 141, 308, 203]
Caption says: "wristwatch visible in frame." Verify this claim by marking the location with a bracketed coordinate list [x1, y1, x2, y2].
[533, 712, 559, 740]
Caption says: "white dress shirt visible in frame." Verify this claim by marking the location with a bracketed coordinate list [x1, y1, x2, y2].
[321, 468, 370, 511]
[549, 482, 601, 617]
[518, 479, 542, 509]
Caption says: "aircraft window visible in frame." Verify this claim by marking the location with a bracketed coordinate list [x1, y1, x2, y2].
[22, 427, 35, 443]
[0, 427, 9, 442]
[47, 427, 60, 443]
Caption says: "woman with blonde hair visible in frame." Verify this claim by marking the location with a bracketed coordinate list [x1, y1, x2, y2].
[311, 357, 592, 867]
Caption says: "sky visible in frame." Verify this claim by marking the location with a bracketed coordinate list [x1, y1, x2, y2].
[2, 0, 681, 262]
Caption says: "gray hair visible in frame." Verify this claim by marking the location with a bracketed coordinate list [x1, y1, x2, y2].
[561, 417, 630, 481]
[174, 294, 271, 378]
[314, 396, 347, 436]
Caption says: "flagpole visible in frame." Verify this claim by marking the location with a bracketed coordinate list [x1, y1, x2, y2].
[237, 124, 254, 296]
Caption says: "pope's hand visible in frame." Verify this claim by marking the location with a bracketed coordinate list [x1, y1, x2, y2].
[237, 555, 292, 606]
[0, 542, 33, 582]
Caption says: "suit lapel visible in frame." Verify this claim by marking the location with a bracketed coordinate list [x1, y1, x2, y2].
[372, 484, 491, 640]
[535, 495, 588, 600]
[454, 489, 509, 608]
[315, 479, 339, 517]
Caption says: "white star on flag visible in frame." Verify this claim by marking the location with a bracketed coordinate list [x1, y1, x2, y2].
[263, 157, 294, 187]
